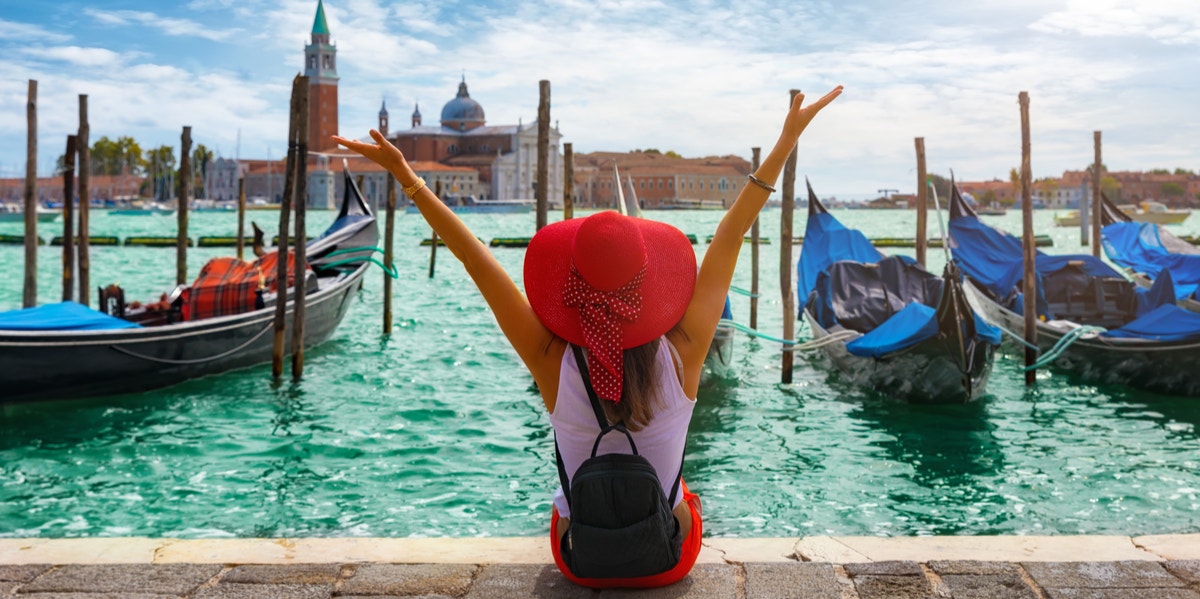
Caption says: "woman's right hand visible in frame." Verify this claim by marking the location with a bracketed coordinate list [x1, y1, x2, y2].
[781, 85, 843, 143]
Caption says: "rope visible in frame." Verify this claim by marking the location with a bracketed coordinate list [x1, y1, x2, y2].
[109, 322, 274, 365]
[313, 246, 399, 279]
[1022, 325, 1106, 371]
[729, 286, 759, 298]
[716, 318, 858, 352]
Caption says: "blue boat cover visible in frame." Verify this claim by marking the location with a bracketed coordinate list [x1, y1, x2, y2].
[845, 302, 938, 358]
[0, 301, 141, 331]
[797, 211, 885, 312]
[1102, 221, 1200, 300]
[1103, 303, 1200, 342]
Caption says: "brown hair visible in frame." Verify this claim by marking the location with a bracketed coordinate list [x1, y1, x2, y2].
[597, 338, 663, 432]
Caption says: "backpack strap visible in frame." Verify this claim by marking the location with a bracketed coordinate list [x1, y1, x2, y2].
[572, 345, 639, 457]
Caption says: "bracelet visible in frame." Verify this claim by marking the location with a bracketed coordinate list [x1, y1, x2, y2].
[403, 177, 426, 198]
[747, 174, 776, 193]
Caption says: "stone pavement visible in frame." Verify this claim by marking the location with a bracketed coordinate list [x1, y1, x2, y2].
[1, 535, 1198, 598]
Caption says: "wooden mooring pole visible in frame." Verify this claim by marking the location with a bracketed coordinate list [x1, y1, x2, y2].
[536, 79, 550, 232]
[272, 75, 303, 380]
[915, 137, 928, 267]
[1092, 131, 1102, 259]
[1019, 91, 1038, 385]
[780, 89, 800, 384]
[291, 79, 309, 381]
[383, 168, 396, 333]
[177, 126, 192, 286]
[62, 135, 77, 301]
[236, 178, 246, 260]
[23, 80, 37, 309]
[429, 181, 442, 278]
[77, 94, 90, 307]
[749, 147, 761, 330]
[563, 142, 574, 220]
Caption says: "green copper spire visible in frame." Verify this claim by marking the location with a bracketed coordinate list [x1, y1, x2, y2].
[312, 0, 330, 36]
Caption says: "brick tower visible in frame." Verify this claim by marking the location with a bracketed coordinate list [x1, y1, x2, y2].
[305, 0, 338, 151]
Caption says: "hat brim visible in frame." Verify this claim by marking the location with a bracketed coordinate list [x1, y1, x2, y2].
[524, 214, 697, 349]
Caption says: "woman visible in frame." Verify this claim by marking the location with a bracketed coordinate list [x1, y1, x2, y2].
[333, 84, 842, 588]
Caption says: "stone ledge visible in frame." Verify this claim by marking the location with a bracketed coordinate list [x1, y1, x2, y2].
[1, 535, 1197, 566]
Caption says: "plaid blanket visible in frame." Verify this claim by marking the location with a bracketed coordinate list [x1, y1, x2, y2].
[182, 251, 308, 321]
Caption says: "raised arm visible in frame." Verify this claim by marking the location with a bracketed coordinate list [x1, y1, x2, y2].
[333, 131, 563, 407]
[667, 86, 843, 397]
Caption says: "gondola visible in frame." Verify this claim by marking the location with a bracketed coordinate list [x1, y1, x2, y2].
[798, 180, 999, 403]
[1098, 193, 1200, 312]
[0, 166, 379, 403]
[948, 183, 1200, 396]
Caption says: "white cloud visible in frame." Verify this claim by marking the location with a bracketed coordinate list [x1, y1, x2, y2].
[1030, 0, 1200, 44]
[19, 46, 127, 68]
[0, 18, 72, 43]
[84, 8, 240, 42]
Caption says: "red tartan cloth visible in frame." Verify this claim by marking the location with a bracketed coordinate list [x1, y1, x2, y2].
[182, 251, 308, 321]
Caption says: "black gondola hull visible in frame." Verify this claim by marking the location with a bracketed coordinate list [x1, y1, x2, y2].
[963, 279, 1200, 397]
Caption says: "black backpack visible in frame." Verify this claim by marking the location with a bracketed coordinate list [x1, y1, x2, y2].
[555, 345, 684, 579]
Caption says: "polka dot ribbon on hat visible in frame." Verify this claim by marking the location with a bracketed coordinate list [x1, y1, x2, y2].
[563, 262, 647, 402]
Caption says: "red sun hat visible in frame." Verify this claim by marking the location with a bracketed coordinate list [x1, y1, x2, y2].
[524, 211, 696, 401]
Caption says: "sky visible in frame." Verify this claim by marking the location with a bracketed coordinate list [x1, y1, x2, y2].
[1, 0, 1199, 201]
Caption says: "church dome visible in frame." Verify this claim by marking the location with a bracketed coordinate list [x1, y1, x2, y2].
[440, 78, 485, 130]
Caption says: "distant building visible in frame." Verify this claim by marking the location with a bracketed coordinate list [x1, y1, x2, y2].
[570, 151, 751, 209]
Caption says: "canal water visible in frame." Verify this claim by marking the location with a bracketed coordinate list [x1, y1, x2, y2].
[1, 207, 1198, 539]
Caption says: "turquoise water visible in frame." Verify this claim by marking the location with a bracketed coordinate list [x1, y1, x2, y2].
[1, 208, 1198, 539]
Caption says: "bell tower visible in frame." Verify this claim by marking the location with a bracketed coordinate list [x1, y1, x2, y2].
[305, 0, 338, 151]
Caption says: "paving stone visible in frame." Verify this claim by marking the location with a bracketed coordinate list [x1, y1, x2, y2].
[850, 574, 933, 599]
[928, 560, 1020, 576]
[744, 562, 841, 598]
[0, 581, 18, 596]
[940, 573, 1037, 599]
[338, 564, 475, 596]
[220, 564, 343, 585]
[9, 595, 170, 599]
[464, 563, 591, 599]
[16, 563, 221, 595]
[600, 563, 738, 597]
[843, 560, 924, 576]
[193, 583, 332, 599]
[0, 565, 51, 582]
[1044, 589, 1200, 599]
[1165, 561, 1200, 584]
[337, 596, 453, 599]
[1023, 561, 1186, 589]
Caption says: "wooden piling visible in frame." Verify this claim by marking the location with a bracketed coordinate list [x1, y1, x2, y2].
[1092, 131, 1102, 259]
[62, 135, 77, 302]
[177, 126, 191, 286]
[1019, 91, 1038, 385]
[383, 168, 396, 333]
[236, 178, 246, 260]
[536, 80, 550, 231]
[77, 94, 90, 307]
[429, 181, 442, 278]
[915, 137, 928, 267]
[23, 80, 37, 309]
[272, 75, 303, 380]
[291, 78, 309, 381]
[749, 147, 761, 330]
[780, 89, 800, 384]
[563, 142, 574, 220]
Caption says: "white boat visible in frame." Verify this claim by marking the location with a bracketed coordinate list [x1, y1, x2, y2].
[0, 203, 59, 223]
[405, 195, 533, 214]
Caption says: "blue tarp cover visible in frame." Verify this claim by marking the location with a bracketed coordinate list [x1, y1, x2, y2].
[846, 302, 938, 358]
[1103, 303, 1200, 342]
[1102, 221, 1200, 300]
[797, 211, 885, 312]
[0, 301, 141, 331]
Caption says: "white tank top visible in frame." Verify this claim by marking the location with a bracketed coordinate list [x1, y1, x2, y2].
[549, 339, 696, 518]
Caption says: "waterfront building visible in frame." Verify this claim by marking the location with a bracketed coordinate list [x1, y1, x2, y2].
[570, 151, 751, 209]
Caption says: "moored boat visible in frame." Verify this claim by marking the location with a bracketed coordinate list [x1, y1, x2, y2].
[798, 180, 1000, 403]
[0, 166, 379, 403]
[405, 194, 533, 214]
[0, 203, 59, 223]
[1099, 193, 1200, 312]
[949, 183, 1200, 396]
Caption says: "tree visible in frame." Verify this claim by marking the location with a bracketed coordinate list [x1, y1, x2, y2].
[978, 189, 999, 206]
[1009, 167, 1021, 202]
[1100, 176, 1120, 201]
[146, 146, 176, 201]
[1161, 182, 1185, 199]
[191, 144, 214, 199]
[1174, 168, 1195, 176]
